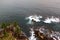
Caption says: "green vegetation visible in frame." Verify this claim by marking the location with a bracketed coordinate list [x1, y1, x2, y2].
[13, 21, 18, 27]
[0, 22, 22, 40]
[1, 23, 7, 29]
[0, 32, 16, 40]
[0, 22, 10, 29]
[15, 25, 21, 33]
[3, 31, 9, 37]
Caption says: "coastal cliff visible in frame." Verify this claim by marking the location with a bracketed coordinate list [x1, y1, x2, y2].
[0, 22, 28, 40]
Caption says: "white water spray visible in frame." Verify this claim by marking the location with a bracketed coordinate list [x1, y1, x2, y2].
[25, 15, 42, 24]
[44, 16, 60, 23]
[25, 15, 60, 24]
[29, 28, 36, 40]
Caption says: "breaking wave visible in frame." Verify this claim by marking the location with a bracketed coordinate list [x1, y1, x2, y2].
[25, 15, 60, 40]
[25, 15, 60, 24]
[44, 16, 60, 23]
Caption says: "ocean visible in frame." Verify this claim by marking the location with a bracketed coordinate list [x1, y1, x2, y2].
[0, 0, 60, 36]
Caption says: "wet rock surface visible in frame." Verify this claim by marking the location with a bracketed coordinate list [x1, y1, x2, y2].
[34, 27, 60, 40]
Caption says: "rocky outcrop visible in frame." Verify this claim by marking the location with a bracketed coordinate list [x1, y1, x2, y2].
[0, 23, 28, 40]
[34, 27, 60, 40]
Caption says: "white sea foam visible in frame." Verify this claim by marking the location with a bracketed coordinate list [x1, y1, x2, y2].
[29, 27, 60, 40]
[50, 31, 60, 40]
[29, 28, 36, 40]
[39, 27, 60, 40]
[25, 15, 42, 24]
[44, 16, 60, 23]
[26, 15, 60, 40]
[44, 17, 52, 23]
[25, 15, 60, 24]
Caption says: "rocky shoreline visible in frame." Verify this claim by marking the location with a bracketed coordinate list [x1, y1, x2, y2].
[0, 22, 60, 40]
[34, 26, 60, 40]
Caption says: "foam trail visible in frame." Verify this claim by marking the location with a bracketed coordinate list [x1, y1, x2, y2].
[29, 28, 36, 40]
